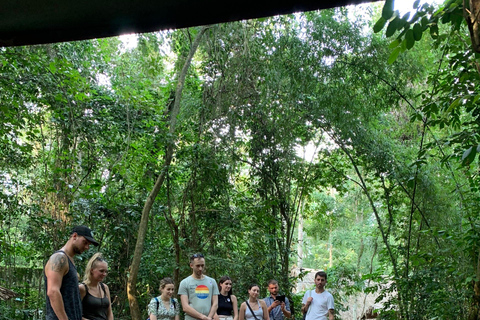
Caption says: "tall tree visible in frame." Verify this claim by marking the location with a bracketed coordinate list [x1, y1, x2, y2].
[127, 26, 209, 320]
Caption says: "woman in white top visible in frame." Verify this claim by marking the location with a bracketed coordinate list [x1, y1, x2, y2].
[239, 284, 269, 320]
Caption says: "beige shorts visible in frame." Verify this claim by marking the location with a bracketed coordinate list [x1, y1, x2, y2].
[218, 316, 233, 320]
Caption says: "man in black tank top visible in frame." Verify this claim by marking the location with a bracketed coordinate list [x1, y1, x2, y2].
[44, 226, 99, 320]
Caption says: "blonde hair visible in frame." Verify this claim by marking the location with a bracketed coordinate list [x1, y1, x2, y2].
[83, 252, 107, 286]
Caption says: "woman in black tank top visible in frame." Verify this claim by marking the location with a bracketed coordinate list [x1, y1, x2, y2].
[79, 253, 114, 320]
[215, 276, 238, 320]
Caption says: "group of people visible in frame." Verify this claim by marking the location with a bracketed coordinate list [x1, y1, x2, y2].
[44, 226, 334, 320]
[44, 226, 113, 320]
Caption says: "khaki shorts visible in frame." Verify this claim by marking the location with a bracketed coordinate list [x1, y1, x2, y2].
[218, 316, 233, 320]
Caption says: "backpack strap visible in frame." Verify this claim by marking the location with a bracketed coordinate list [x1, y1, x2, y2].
[304, 290, 312, 316]
[171, 298, 176, 310]
[155, 297, 160, 313]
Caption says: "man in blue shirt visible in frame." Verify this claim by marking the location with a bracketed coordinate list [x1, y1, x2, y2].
[263, 280, 291, 320]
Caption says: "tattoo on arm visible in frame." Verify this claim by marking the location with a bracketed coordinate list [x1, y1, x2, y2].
[51, 254, 67, 272]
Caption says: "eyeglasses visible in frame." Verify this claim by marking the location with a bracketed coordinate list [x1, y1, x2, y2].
[190, 253, 204, 259]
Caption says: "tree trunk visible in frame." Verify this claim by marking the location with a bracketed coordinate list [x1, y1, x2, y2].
[469, 250, 480, 320]
[298, 213, 304, 270]
[467, 0, 480, 53]
[126, 25, 210, 320]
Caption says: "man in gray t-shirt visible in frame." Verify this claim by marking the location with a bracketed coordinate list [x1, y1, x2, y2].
[178, 253, 219, 320]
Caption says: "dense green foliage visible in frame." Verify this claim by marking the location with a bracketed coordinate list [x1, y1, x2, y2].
[1, 1, 479, 319]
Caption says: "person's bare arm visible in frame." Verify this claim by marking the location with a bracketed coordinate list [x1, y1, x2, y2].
[238, 303, 246, 320]
[148, 299, 158, 320]
[175, 298, 180, 320]
[79, 284, 86, 300]
[280, 301, 291, 319]
[328, 309, 334, 320]
[45, 253, 69, 320]
[267, 300, 281, 314]
[208, 295, 218, 318]
[231, 295, 239, 320]
[104, 284, 114, 320]
[180, 294, 211, 320]
[301, 296, 313, 314]
[260, 300, 269, 320]
[79, 284, 89, 320]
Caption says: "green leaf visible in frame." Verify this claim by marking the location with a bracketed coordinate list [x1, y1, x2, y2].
[406, 29, 415, 49]
[442, 13, 452, 24]
[386, 17, 400, 37]
[401, 12, 411, 23]
[374, 17, 387, 33]
[388, 47, 401, 64]
[474, 94, 480, 104]
[413, 23, 423, 41]
[462, 147, 473, 162]
[407, 176, 416, 188]
[401, 38, 408, 51]
[49, 62, 57, 74]
[446, 97, 463, 113]
[382, 0, 395, 20]
[448, 1, 459, 10]
[389, 39, 401, 49]
[462, 146, 476, 166]
[413, 0, 420, 9]
[430, 23, 439, 39]
[421, 16, 429, 27]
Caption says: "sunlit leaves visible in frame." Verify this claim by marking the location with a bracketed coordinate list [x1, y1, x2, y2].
[388, 47, 402, 64]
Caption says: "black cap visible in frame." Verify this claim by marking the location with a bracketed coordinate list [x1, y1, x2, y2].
[72, 226, 100, 246]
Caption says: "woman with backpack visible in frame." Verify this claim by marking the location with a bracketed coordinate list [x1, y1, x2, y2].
[148, 277, 180, 320]
[79, 252, 114, 320]
[215, 276, 238, 320]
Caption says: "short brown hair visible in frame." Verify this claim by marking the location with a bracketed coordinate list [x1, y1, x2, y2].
[267, 279, 278, 286]
[315, 271, 327, 280]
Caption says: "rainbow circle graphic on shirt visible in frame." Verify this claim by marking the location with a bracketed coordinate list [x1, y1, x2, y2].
[195, 285, 209, 299]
